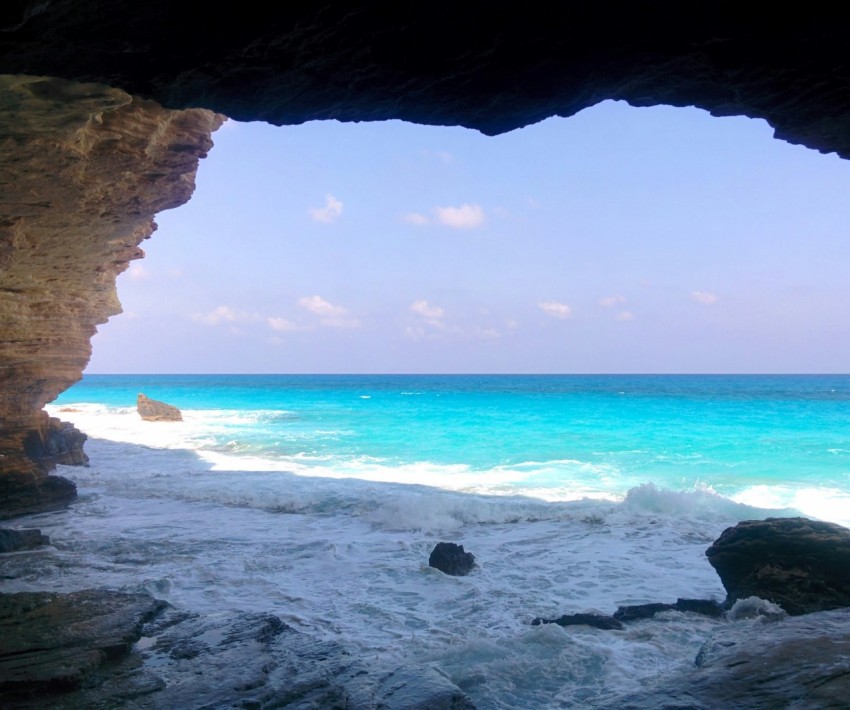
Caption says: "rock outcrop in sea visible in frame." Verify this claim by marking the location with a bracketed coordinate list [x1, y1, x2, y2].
[429, 542, 475, 576]
[137, 394, 183, 422]
[705, 517, 850, 615]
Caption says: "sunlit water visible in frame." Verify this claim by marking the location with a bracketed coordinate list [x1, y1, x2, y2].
[3, 374, 849, 707]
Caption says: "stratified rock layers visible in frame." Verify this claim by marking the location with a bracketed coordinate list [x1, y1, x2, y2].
[0, 75, 222, 506]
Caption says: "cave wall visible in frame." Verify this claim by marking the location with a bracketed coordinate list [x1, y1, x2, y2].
[0, 75, 222, 512]
[1, 4, 850, 511]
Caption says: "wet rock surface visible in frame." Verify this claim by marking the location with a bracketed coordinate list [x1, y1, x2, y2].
[0, 591, 474, 709]
[0, 528, 49, 553]
[137, 394, 183, 422]
[614, 598, 723, 622]
[705, 517, 850, 615]
[595, 608, 850, 709]
[0, 589, 167, 703]
[0, 474, 77, 521]
[429, 542, 475, 576]
[40, 418, 89, 467]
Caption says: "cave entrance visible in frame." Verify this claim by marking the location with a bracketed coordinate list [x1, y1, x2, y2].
[89, 100, 850, 375]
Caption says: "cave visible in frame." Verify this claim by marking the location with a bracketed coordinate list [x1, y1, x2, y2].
[3, 3, 850, 505]
[2, 4, 850, 707]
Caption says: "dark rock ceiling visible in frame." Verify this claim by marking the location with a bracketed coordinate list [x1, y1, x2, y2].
[2, 2, 850, 156]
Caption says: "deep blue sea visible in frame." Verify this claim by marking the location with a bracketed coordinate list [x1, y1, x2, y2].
[4, 373, 846, 707]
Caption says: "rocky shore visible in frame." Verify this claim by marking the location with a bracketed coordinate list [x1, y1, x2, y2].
[1, 516, 849, 708]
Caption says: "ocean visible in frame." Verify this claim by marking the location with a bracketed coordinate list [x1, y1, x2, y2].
[6, 374, 850, 707]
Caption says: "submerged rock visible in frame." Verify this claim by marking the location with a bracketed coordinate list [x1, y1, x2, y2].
[0, 528, 49, 553]
[429, 542, 475, 576]
[705, 517, 850, 615]
[532, 613, 623, 631]
[137, 394, 183, 422]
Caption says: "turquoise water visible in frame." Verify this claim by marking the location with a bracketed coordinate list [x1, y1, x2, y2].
[56, 374, 850, 508]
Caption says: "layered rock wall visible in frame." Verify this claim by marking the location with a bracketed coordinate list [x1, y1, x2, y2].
[0, 75, 222, 509]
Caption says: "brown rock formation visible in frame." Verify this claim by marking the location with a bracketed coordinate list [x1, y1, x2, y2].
[0, 75, 222, 513]
[137, 393, 182, 422]
[706, 517, 850, 616]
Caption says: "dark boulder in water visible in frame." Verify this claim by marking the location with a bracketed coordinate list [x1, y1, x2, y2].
[532, 613, 623, 630]
[705, 517, 850, 615]
[137, 393, 183, 422]
[429, 542, 475, 576]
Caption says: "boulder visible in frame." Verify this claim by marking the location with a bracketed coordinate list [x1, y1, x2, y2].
[137, 393, 182, 422]
[705, 517, 850, 615]
[428, 542, 475, 576]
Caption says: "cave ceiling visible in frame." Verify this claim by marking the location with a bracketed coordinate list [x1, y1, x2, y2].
[1, 2, 849, 157]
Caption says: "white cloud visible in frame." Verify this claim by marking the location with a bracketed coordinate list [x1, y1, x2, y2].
[599, 295, 626, 307]
[539, 301, 572, 319]
[616, 311, 635, 321]
[192, 305, 259, 326]
[298, 295, 360, 328]
[127, 263, 150, 280]
[403, 212, 430, 226]
[267, 317, 300, 332]
[691, 291, 718, 305]
[309, 194, 343, 223]
[434, 203, 485, 229]
[298, 295, 346, 317]
[410, 300, 445, 319]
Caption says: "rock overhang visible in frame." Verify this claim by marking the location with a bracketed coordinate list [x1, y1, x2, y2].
[2, 4, 850, 505]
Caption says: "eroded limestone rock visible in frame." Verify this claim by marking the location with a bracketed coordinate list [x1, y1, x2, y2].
[137, 394, 182, 422]
[0, 75, 222, 510]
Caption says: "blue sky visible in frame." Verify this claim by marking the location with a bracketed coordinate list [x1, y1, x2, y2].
[87, 100, 850, 373]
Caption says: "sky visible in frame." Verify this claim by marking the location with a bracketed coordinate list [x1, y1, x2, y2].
[86, 100, 850, 374]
